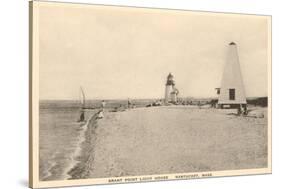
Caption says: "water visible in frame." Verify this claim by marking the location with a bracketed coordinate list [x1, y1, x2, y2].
[39, 99, 153, 181]
[39, 101, 87, 181]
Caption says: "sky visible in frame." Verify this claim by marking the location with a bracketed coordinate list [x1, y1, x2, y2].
[38, 2, 270, 100]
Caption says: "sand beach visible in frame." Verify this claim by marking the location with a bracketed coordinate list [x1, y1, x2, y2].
[67, 105, 268, 179]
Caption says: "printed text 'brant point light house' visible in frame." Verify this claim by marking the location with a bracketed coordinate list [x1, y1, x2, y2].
[165, 73, 179, 104]
[216, 42, 247, 110]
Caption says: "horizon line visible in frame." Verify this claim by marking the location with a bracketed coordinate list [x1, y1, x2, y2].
[39, 96, 268, 101]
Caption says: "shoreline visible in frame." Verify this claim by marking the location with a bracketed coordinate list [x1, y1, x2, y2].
[67, 111, 99, 179]
[62, 114, 92, 180]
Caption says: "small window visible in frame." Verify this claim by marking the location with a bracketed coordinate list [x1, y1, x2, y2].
[216, 88, 220, 95]
[229, 89, 235, 100]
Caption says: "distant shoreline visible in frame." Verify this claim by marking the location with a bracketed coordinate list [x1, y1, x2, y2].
[39, 96, 268, 102]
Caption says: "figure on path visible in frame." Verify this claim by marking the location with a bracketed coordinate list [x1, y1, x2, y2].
[97, 100, 106, 119]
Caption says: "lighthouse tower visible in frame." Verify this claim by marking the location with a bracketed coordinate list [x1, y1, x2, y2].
[218, 42, 247, 108]
[165, 73, 179, 103]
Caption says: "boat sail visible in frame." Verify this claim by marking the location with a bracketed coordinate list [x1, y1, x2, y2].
[79, 86, 86, 109]
[78, 87, 86, 122]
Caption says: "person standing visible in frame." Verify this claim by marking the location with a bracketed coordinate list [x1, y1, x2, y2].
[101, 100, 106, 110]
[97, 100, 106, 119]
[127, 98, 131, 109]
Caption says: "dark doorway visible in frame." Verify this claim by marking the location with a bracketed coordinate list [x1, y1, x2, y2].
[229, 89, 235, 100]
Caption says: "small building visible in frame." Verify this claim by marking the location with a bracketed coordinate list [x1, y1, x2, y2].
[217, 42, 247, 109]
[165, 73, 179, 103]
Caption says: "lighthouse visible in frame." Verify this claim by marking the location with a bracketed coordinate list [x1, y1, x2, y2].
[165, 73, 179, 103]
[217, 42, 247, 109]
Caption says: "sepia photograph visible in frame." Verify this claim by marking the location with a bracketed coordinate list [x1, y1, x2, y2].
[29, 1, 271, 188]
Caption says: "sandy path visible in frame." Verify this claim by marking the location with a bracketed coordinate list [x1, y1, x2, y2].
[89, 106, 267, 178]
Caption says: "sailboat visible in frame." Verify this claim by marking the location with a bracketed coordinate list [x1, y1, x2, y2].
[78, 87, 86, 122]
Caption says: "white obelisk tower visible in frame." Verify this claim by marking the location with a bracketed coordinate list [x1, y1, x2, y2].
[218, 42, 246, 108]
